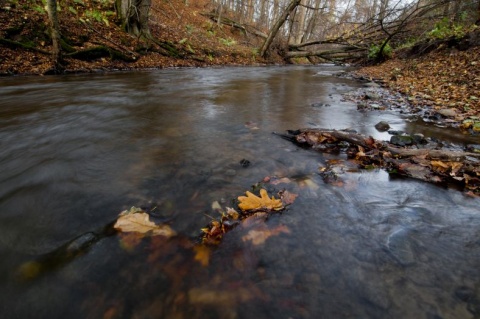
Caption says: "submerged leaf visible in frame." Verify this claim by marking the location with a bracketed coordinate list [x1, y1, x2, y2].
[237, 189, 283, 211]
[269, 177, 292, 185]
[118, 232, 144, 251]
[242, 224, 290, 245]
[193, 245, 211, 267]
[114, 207, 176, 237]
[280, 190, 298, 205]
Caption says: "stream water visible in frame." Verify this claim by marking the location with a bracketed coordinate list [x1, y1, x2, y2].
[0, 66, 479, 319]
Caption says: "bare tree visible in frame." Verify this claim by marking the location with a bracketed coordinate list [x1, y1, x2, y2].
[116, 0, 152, 37]
[260, 0, 302, 57]
[46, 0, 62, 70]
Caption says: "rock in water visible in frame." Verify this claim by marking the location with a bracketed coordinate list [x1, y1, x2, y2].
[375, 121, 390, 131]
[390, 135, 414, 146]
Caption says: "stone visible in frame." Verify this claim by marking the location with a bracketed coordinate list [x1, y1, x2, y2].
[412, 133, 427, 144]
[365, 92, 381, 100]
[390, 135, 414, 146]
[388, 130, 404, 135]
[357, 102, 368, 110]
[374, 121, 390, 131]
[437, 108, 457, 118]
[239, 159, 251, 168]
[466, 144, 480, 153]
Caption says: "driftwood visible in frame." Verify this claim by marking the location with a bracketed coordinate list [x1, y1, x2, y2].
[278, 128, 480, 193]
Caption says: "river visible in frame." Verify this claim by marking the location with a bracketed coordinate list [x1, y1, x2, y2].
[0, 66, 479, 318]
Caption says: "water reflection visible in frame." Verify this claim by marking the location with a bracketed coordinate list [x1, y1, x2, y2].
[0, 66, 479, 318]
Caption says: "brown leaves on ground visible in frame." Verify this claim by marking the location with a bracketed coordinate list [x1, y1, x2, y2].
[288, 128, 480, 194]
[354, 45, 480, 126]
[201, 188, 297, 246]
[0, 0, 267, 75]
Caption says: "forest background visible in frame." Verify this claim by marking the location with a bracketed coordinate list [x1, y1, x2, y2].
[1, 0, 480, 125]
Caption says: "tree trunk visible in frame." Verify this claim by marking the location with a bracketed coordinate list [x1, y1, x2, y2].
[46, 0, 61, 69]
[260, 0, 301, 57]
[477, 0, 480, 25]
[291, 0, 307, 44]
[116, 0, 151, 37]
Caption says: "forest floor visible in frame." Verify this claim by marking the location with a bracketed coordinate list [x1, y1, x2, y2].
[352, 40, 480, 133]
[1, 0, 480, 132]
[0, 0, 279, 75]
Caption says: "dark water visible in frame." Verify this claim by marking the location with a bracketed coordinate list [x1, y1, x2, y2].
[0, 66, 479, 319]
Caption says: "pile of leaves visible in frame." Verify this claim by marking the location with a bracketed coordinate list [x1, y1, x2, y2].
[111, 186, 297, 263]
[353, 40, 480, 133]
[282, 128, 480, 195]
[200, 188, 291, 245]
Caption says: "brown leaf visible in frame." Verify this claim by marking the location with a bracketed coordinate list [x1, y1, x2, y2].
[119, 232, 144, 251]
[193, 245, 211, 267]
[114, 207, 176, 237]
[280, 190, 298, 205]
[238, 189, 283, 212]
[269, 177, 292, 185]
[431, 160, 449, 169]
[242, 224, 290, 245]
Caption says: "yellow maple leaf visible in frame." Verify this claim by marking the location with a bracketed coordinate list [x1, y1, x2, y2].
[237, 189, 283, 211]
[114, 207, 176, 237]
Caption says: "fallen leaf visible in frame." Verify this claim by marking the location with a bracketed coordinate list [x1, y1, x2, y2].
[450, 162, 463, 176]
[238, 189, 283, 211]
[298, 178, 319, 190]
[114, 207, 176, 237]
[269, 177, 292, 185]
[245, 121, 259, 130]
[226, 207, 240, 219]
[242, 224, 290, 245]
[193, 245, 211, 267]
[240, 212, 268, 229]
[431, 160, 449, 169]
[119, 232, 144, 251]
[280, 190, 298, 205]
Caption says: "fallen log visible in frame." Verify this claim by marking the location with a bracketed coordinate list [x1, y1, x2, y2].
[277, 128, 480, 194]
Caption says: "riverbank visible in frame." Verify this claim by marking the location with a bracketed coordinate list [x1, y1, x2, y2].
[0, 0, 276, 76]
[352, 38, 480, 134]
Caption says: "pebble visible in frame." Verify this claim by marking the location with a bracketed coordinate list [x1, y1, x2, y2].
[375, 121, 390, 131]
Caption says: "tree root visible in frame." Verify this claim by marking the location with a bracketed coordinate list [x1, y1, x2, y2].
[0, 38, 51, 55]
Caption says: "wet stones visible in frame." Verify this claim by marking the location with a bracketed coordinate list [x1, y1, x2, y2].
[311, 102, 331, 107]
[387, 131, 427, 146]
[390, 135, 414, 146]
[466, 144, 480, 153]
[437, 108, 457, 118]
[374, 121, 390, 132]
[364, 92, 381, 100]
[239, 159, 251, 168]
